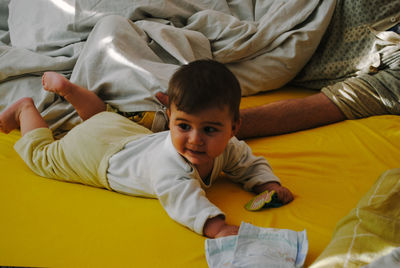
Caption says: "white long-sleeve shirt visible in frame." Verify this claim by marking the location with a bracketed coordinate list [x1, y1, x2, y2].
[107, 131, 280, 235]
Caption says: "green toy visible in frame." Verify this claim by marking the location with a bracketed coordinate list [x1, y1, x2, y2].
[244, 190, 283, 211]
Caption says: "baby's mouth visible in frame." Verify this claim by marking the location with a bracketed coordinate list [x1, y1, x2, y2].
[187, 148, 205, 155]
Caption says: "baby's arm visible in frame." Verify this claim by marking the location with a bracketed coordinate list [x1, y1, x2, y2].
[252, 181, 294, 204]
[223, 138, 294, 205]
[203, 215, 239, 238]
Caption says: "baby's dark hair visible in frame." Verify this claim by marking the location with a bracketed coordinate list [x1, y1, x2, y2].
[167, 59, 241, 122]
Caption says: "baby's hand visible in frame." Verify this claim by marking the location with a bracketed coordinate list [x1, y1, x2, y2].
[269, 183, 294, 204]
[215, 224, 239, 238]
[253, 182, 294, 204]
[204, 215, 239, 238]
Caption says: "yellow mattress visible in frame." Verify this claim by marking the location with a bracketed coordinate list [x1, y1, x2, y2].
[1, 87, 399, 267]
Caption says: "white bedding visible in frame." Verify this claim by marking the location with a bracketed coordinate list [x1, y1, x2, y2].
[0, 0, 335, 132]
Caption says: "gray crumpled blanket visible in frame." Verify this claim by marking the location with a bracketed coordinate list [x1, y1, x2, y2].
[0, 0, 335, 132]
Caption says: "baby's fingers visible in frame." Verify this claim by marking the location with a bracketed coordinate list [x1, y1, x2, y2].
[215, 225, 239, 238]
[276, 187, 294, 204]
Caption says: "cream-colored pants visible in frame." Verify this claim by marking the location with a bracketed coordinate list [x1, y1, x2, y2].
[14, 112, 152, 189]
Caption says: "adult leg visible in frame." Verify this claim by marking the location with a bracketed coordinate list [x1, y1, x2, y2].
[42, 72, 106, 120]
[0, 97, 48, 136]
[236, 92, 345, 139]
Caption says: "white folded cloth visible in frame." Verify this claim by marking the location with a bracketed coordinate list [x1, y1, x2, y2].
[205, 222, 308, 268]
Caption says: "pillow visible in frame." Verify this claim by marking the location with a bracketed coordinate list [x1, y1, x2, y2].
[310, 168, 400, 267]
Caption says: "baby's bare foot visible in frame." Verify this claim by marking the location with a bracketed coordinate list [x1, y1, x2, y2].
[0, 97, 34, 134]
[156, 92, 169, 107]
[42, 72, 74, 97]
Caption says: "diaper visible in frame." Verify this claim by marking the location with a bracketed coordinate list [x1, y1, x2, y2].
[205, 222, 308, 268]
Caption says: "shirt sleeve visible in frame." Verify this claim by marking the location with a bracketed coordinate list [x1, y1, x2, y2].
[152, 171, 224, 235]
[222, 137, 281, 191]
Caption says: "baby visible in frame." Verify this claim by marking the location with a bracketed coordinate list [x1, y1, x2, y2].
[0, 59, 293, 237]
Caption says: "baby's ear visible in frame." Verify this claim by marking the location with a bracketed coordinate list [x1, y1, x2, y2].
[232, 118, 241, 136]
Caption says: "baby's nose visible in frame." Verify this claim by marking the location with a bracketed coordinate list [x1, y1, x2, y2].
[189, 131, 204, 145]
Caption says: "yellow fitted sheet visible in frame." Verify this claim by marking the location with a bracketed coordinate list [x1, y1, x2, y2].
[1, 87, 400, 267]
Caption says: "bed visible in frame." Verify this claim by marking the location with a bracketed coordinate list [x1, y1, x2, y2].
[1, 1, 400, 267]
[1, 86, 400, 267]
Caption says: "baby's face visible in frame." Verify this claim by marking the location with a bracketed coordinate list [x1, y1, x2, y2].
[168, 103, 237, 169]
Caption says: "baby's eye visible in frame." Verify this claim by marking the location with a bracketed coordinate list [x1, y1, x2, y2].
[204, 126, 218, 133]
[178, 123, 191, 131]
